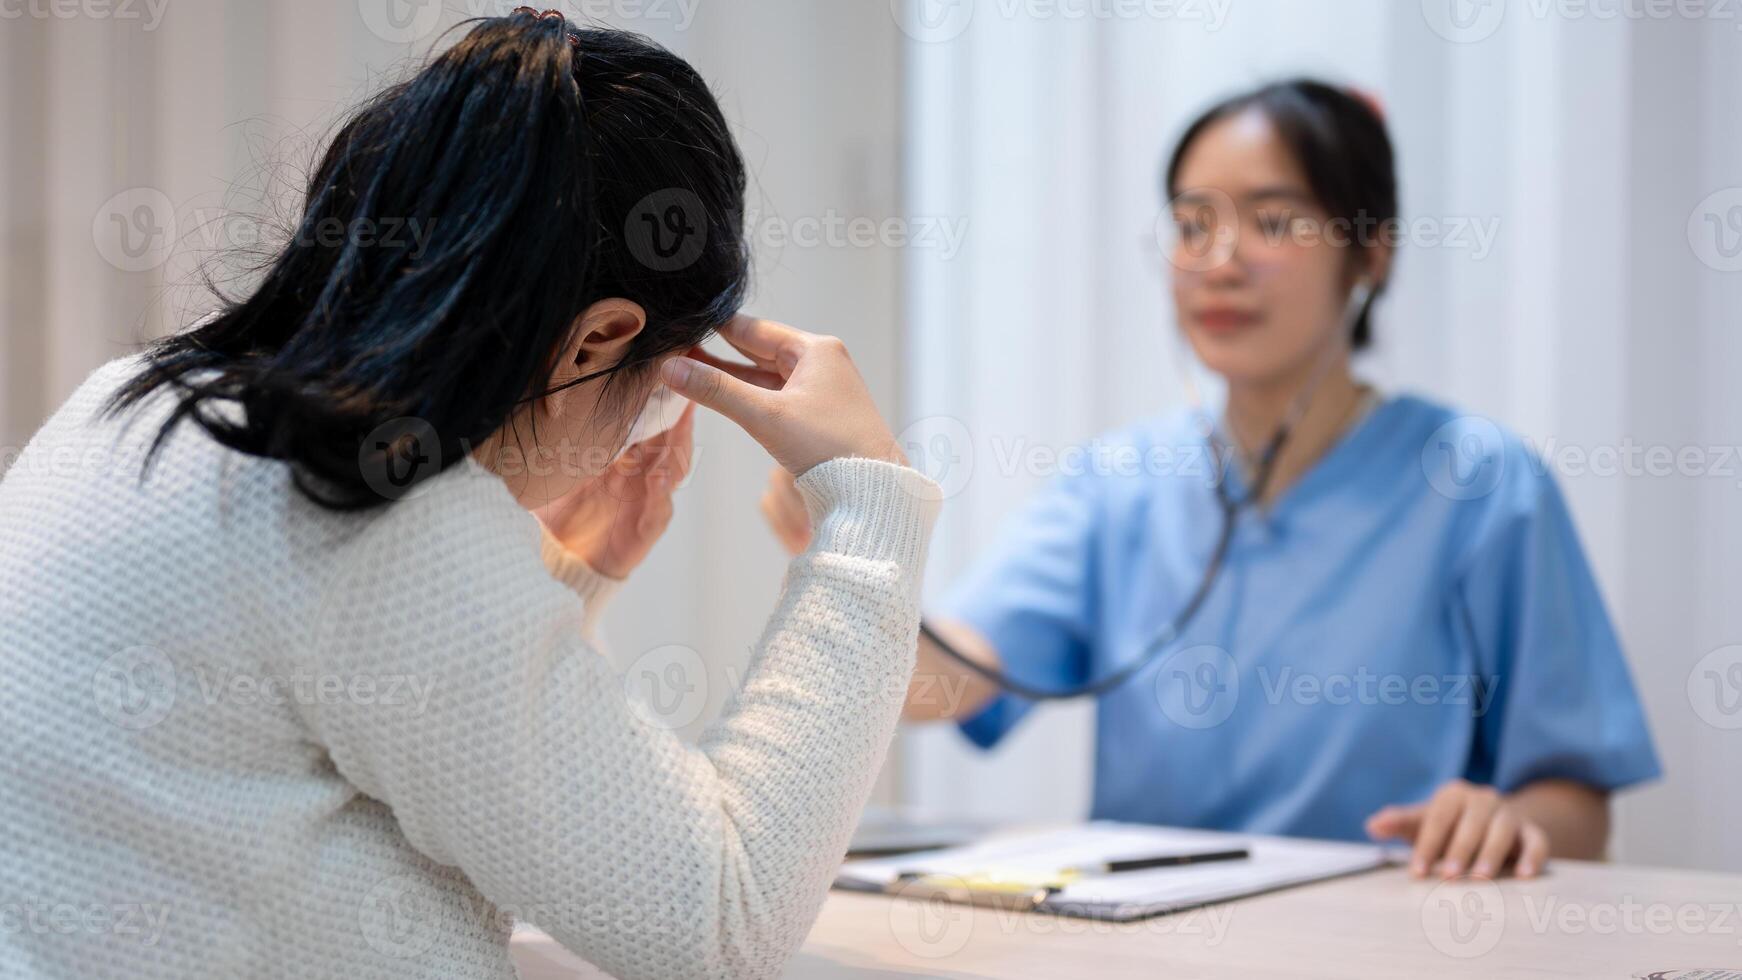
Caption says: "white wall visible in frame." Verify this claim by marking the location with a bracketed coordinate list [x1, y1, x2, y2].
[896, 0, 1742, 872]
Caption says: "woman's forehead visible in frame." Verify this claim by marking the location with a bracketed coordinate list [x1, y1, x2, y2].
[1173, 107, 1313, 201]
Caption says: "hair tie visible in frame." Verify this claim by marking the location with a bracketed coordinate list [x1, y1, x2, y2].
[510, 6, 582, 47]
[1348, 85, 1386, 122]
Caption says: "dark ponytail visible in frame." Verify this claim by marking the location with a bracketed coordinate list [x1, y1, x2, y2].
[110, 12, 749, 508]
[1164, 78, 1397, 350]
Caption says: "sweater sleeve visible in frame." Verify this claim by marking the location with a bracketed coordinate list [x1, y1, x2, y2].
[298, 456, 941, 980]
[538, 524, 625, 637]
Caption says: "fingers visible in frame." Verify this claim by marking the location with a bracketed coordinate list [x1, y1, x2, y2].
[660, 356, 772, 431]
[688, 346, 784, 390]
[1438, 786, 1500, 878]
[717, 315, 807, 373]
[1516, 823, 1549, 879]
[1470, 809, 1520, 879]
[1364, 803, 1423, 842]
[1409, 783, 1465, 878]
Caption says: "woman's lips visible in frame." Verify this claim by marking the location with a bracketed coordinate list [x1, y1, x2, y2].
[1194, 308, 1263, 333]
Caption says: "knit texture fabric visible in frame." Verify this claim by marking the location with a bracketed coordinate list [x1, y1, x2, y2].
[0, 355, 941, 979]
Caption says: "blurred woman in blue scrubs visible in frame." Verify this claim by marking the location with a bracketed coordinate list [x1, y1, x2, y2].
[760, 79, 1659, 879]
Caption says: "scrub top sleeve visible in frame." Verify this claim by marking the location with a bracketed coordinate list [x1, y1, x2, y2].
[937, 470, 1102, 750]
[1454, 465, 1662, 795]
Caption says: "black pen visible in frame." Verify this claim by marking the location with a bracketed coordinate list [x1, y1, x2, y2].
[1063, 847, 1250, 876]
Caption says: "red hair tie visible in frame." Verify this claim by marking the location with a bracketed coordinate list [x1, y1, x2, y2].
[510, 6, 581, 47]
[1348, 85, 1386, 122]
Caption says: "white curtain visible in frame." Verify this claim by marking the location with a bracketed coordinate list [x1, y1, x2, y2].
[895, 0, 1742, 872]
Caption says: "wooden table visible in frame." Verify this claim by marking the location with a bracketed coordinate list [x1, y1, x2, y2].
[512, 858, 1742, 978]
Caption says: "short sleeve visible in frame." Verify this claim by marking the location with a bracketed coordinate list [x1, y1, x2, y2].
[1454, 463, 1662, 794]
[937, 470, 1102, 749]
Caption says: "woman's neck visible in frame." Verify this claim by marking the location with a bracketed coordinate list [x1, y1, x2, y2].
[1223, 356, 1368, 505]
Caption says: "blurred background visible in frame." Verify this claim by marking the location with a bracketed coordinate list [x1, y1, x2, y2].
[2, 0, 1738, 873]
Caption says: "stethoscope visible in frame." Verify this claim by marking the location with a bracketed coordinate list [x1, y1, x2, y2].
[916, 281, 1376, 702]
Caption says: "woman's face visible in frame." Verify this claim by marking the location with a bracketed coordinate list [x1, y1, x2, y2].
[1168, 108, 1368, 389]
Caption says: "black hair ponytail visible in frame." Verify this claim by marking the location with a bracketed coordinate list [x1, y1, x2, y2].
[110, 12, 749, 508]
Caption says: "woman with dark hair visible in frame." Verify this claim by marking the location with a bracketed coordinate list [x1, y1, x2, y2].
[763, 79, 1659, 880]
[0, 11, 938, 979]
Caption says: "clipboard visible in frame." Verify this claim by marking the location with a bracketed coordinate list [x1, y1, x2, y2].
[834, 820, 1391, 922]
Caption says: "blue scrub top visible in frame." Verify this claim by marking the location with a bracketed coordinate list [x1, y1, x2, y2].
[941, 394, 1661, 842]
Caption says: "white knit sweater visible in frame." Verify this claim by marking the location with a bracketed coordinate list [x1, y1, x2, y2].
[0, 355, 941, 979]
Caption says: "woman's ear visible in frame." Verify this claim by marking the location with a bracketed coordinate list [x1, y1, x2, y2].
[548, 298, 647, 419]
